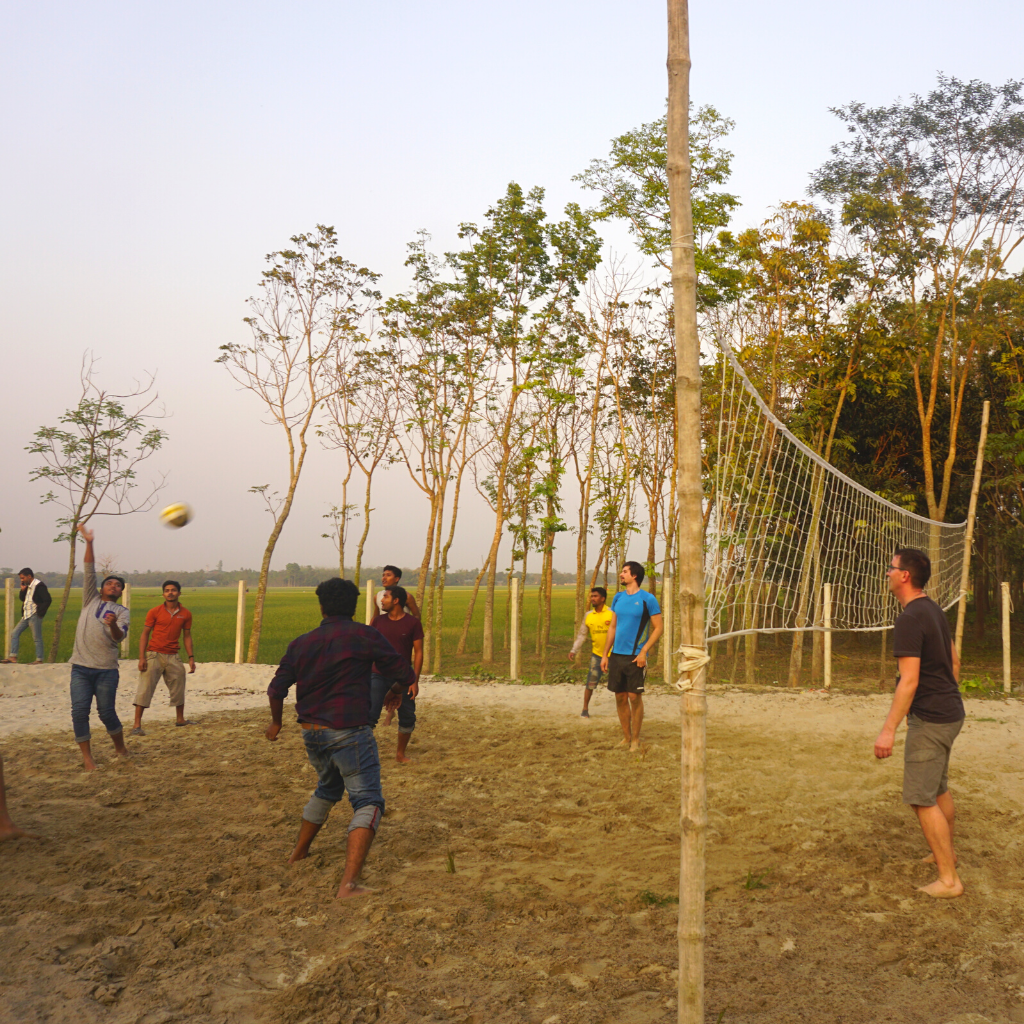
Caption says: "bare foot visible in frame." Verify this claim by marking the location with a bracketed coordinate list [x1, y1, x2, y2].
[82, 758, 99, 772]
[336, 881, 375, 899]
[287, 848, 309, 864]
[617, 738, 629, 748]
[921, 851, 958, 866]
[917, 876, 964, 899]
[629, 740, 640, 752]
[115, 750, 131, 760]
[0, 823, 39, 842]
[395, 753, 413, 764]
[1, 657, 17, 665]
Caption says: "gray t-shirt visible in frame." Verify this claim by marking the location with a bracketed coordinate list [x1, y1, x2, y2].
[70, 563, 130, 670]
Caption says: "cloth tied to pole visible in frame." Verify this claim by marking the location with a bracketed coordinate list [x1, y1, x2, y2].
[673, 645, 710, 692]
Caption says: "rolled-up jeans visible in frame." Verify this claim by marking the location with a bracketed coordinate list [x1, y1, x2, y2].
[70, 665, 122, 743]
[11, 614, 44, 660]
[301, 725, 384, 832]
[369, 672, 416, 734]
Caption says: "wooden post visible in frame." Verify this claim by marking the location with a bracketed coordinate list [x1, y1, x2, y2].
[4, 578, 14, 660]
[510, 576, 521, 680]
[662, 576, 674, 687]
[234, 580, 246, 664]
[955, 400, 989, 657]
[1002, 581, 1012, 694]
[822, 583, 832, 691]
[365, 579, 376, 625]
[120, 581, 132, 659]
[667, 0, 706, 1020]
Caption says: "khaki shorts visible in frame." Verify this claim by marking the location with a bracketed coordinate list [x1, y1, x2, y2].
[903, 713, 963, 807]
[135, 652, 187, 708]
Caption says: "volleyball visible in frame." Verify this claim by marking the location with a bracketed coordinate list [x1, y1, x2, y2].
[159, 502, 193, 529]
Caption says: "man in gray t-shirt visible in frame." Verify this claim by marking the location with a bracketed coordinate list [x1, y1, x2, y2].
[70, 524, 131, 771]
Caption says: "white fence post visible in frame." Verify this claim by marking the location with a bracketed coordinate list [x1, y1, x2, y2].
[510, 577, 520, 681]
[365, 579, 376, 625]
[120, 581, 131, 659]
[1002, 581, 1012, 694]
[823, 582, 832, 691]
[4, 578, 13, 660]
[234, 580, 246, 664]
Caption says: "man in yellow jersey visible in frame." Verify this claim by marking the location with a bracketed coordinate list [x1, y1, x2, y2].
[568, 587, 613, 718]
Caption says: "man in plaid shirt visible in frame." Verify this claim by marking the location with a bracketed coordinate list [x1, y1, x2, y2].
[266, 577, 412, 899]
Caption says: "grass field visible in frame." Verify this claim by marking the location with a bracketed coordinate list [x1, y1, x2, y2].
[0, 585, 608, 681]
[5, 582, 1021, 692]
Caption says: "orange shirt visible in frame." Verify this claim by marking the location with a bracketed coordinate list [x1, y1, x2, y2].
[144, 604, 192, 653]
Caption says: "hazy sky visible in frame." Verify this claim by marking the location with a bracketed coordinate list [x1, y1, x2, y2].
[2, 0, 1022, 576]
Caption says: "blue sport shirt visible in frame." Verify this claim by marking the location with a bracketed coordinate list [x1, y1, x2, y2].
[610, 589, 661, 656]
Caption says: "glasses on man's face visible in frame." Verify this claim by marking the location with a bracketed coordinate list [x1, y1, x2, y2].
[885, 564, 904, 576]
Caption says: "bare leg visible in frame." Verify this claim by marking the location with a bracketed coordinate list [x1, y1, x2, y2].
[132, 705, 145, 730]
[0, 753, 37, 841]
[111, 731, 129, 759]
[337, 826, 376, 899]
[614, 693, 631, 745]
[914, 803, 963, 898]
[921, 790, 956, 864]
[396, 733, 412, 764]
[175, 704, 186, 725]
[288, 819, 323, 863]
[77, 740, 98, 771]
[628, 694, 644, 751]
[582, 687, 594, 713]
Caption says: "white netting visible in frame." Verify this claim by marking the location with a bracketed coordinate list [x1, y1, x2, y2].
[704, 334, 967, 642]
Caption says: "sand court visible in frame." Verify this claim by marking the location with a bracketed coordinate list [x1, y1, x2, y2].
[2, 667, 1024, 1022]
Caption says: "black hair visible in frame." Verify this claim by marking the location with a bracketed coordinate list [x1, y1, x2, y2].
[102, 575, 126, 590]
[162, 580, 182, 592]
[382, 564, 402, 579]
[622, 560, 646, 585]
[590, 586, 607, 599]
[19, 568, 33, 577]
[316, 577, 359, 617]
[894, 548, 931, 590]
[384, 584, 407, 607]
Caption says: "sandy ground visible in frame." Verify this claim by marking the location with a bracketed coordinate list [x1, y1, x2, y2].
[3, 664, 1024, 1023]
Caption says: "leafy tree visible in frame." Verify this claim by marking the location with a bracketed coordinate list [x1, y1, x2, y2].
[27, 358, 166, 661]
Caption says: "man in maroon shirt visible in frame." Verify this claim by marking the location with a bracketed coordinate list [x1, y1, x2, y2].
[265, 578, 411, 899]
[369, 585, 424, 763]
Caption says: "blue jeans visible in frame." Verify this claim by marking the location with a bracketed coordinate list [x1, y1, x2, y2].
[369, 672, 416, 734]
[301, 725, 384, 832]
[11, 614, 44, 660]
[70, 665, 122, 743]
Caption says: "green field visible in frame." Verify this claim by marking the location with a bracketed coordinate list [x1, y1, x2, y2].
[0, 585, 648, 683]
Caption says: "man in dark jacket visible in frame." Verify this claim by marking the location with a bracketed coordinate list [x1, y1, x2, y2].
[3, 569, 52, 664]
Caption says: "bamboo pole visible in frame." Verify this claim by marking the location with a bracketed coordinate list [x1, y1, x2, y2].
[667, 1, 706, 1020]
[120, 581, 132, 659]
[1002, 581, 1012, 694]
[510, 577, 521, 681]
[823, 583, 832, 691]
[365, 579, 376, 625]
[4, 578, 14, 660]
[662, 576, 674, 687]
[954, 401, 989, 657]
[234, 580, 246, 664]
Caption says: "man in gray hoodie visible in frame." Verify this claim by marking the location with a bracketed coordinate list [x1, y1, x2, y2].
[70, 524, 131, 771]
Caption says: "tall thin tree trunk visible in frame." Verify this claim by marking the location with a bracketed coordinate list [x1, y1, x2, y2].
[48, 535, 80, 663]
[456, 557, 491, 656]
[353, 468, 373, 587]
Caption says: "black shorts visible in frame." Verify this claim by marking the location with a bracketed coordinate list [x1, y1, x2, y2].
[606, 652, 646, 694]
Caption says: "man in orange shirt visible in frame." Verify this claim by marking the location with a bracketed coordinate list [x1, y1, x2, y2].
[131, 580, 196, 734]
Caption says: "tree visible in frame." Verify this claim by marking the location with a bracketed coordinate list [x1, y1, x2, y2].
[574, 105, 741, 306]
[812, 75, 1024, 530]
[218, 226, 380, 661]
[27, 357, 166, 661]
[449, 183, 601, 663]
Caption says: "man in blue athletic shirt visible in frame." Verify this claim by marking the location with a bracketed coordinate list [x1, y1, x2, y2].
[600, 561, 663, 750]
